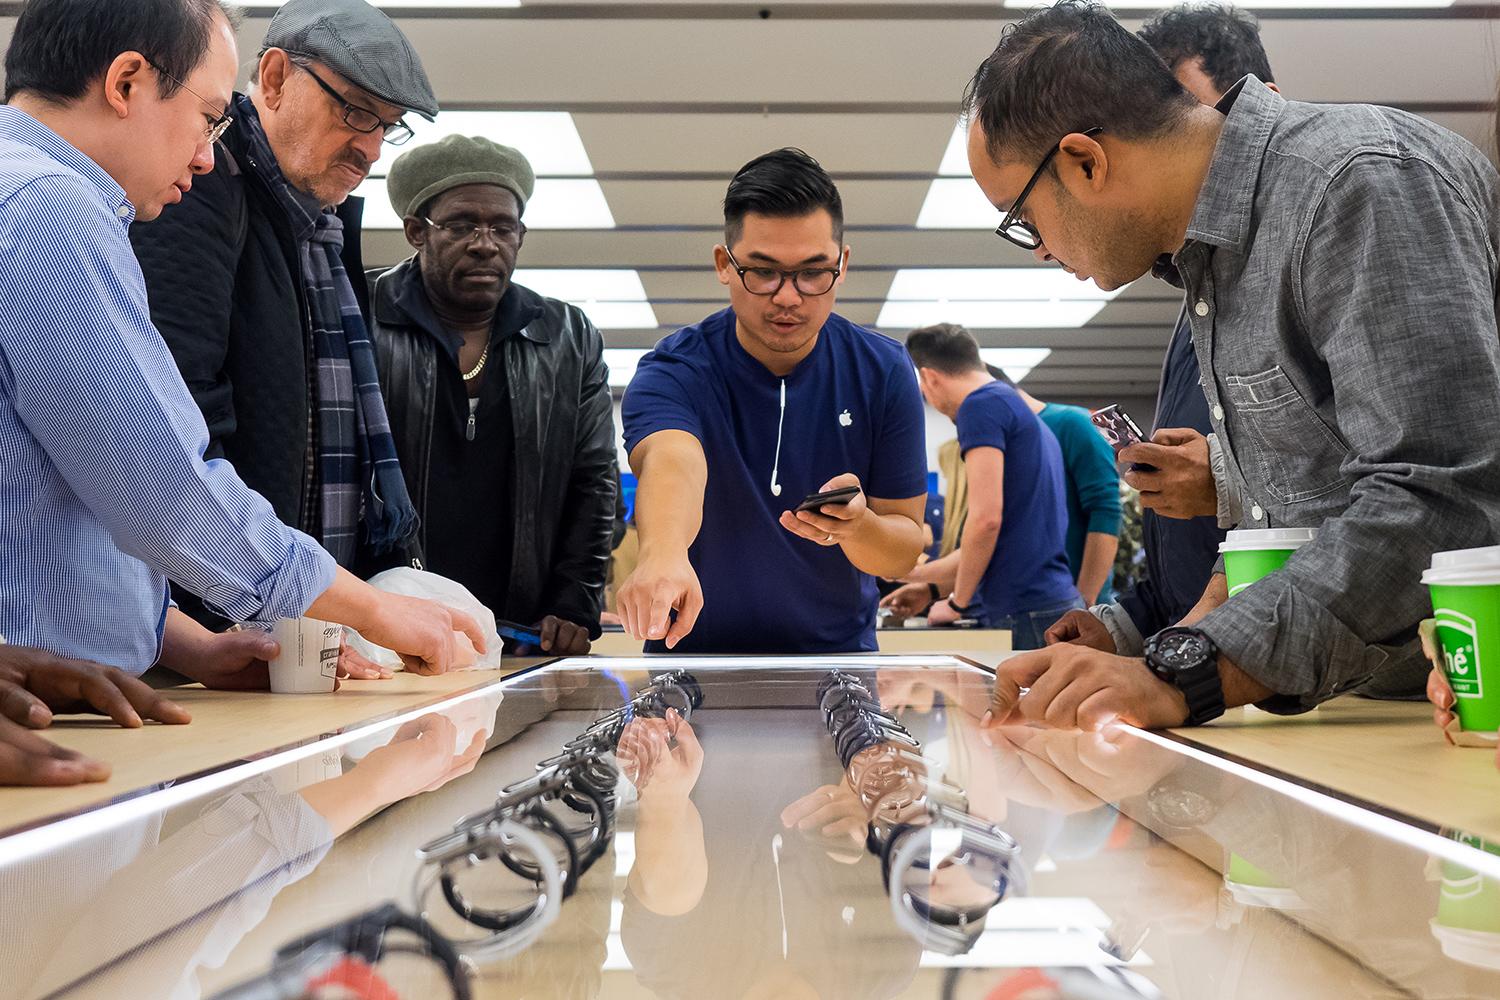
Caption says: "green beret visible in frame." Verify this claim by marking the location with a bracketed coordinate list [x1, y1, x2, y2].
[386, 135, 537, 220]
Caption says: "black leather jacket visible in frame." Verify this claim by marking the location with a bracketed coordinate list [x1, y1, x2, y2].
[368, 259, 617, 635]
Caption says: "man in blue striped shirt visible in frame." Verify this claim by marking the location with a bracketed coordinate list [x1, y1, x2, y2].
[0, 0, 484, 715]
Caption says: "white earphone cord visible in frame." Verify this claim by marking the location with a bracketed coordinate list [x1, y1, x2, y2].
[769, 379, 787, 497]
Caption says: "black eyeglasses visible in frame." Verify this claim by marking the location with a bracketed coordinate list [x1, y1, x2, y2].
[995, 126, 1104, 252]
[724, 247, 842, 297]
[150, 62, 233, 143]
[299, 61, 414, 145]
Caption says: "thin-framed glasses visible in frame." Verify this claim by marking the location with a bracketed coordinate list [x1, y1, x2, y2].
[149, 62, 233, 143]
[995, 125, 1104, 251]
[297, 61, 414, 145]
[724, 246, 842, 297]
[423, 217, 527, 244]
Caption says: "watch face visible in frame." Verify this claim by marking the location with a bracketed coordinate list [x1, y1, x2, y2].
[1156, 631, 1208, 670]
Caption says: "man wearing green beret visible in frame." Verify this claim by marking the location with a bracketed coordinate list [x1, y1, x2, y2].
[370, 136, 618, 655]
[130, 0, 436, 646]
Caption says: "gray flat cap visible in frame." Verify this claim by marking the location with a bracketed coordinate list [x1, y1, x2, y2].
[263, 0, 439, 121]
[388, 135, 536, 219]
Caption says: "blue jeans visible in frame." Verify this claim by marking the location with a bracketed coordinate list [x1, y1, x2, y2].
[985, 597, 1087, 651]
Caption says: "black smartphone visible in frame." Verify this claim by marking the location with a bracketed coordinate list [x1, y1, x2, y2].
[795, 485, 862, 513]
[495, 618, 543, 647]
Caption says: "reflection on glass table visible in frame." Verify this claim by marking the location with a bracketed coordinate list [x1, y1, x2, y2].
[4, 655, 1500, 999]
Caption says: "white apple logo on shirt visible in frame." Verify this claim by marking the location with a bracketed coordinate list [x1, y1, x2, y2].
[839, 409, 852, 427]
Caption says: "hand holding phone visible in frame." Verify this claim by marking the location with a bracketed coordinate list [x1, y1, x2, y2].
[494, 618, 542, 647]
[1091, 404, 1157, 473]
[794, 485, 862, 514]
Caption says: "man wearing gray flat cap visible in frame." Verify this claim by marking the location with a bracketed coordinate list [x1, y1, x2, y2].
[131, 0, 438, 642]
[368, 136, 618, 655]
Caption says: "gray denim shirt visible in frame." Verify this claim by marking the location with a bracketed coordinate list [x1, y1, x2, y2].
[1178, 78, 1500, 713]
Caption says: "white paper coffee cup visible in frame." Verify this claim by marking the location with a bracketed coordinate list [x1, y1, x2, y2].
[268, 617, 341, 694]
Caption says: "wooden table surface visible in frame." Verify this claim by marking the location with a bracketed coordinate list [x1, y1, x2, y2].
[1170, 697, 1500, 842]
[0, 660, 545, 834]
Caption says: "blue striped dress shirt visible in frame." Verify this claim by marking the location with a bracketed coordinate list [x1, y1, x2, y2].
[0, 107, 336, 673]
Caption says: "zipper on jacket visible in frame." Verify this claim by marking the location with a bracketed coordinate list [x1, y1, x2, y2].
[465, 409, 476, 442]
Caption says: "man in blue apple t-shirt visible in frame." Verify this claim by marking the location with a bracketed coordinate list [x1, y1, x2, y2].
[618, 149, 928, 654]
[905, 324, 1081, 649]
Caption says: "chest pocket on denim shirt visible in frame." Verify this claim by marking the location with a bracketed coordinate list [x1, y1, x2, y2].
[1222, 365, 1349, 506]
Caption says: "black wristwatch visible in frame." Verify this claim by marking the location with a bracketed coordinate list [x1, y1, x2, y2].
[1143, 626, 1225, 726]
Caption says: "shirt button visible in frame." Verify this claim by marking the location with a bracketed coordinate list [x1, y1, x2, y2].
[1194, 300, 1210, 317]
[114, 205, 131, 218]
[1251, 504, 1264, 521]
[1212, 404, 1224, 422]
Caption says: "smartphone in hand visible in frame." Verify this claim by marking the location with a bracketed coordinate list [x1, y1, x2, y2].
[1090, 404, 1156, 473]
[794, 485, 862, 513]
[1090, 404, 1146, 453]
[495, 618, 543, 647]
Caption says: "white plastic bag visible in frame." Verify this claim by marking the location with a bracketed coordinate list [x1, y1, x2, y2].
[346, 567, 504, 672]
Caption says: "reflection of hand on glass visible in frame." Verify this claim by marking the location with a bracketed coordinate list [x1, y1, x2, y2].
[996, 725, 1182, 806]
[624, 711, 707, 916]
[779, 782, 868, 860]
[875, 666, 991, 720]
[616, 708, 702, 801]
[300, 714, 487, 836]
[979, 725, 1104, 815]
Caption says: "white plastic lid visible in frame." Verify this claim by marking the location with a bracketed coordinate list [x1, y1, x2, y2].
[1423, 546, 1500, 586]
[1431, 920, 1500, 970]
[1218, 527, 1318, 554]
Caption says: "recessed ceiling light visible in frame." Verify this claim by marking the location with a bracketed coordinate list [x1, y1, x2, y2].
[879, 268, 1121, 330]
[354, 177, 615, 229]
[511, 269, 659, 330]
[368, 111, 593, 178]
[881, 300, 1109, 330]
[917, 178, 999, 230]
[980, 348, 1053, 383]
[603, 348, 652, 389]
[938, 123, 970, 177]
[886, 268, 1121, 302]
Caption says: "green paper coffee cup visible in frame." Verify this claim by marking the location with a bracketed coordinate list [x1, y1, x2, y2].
[1430, 831, 1500, 970]
[1423, 546, 1500, 734]
[1219, 527, 1318, 598]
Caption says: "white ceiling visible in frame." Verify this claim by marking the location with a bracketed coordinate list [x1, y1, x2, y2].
[3, 1, 1496, 399]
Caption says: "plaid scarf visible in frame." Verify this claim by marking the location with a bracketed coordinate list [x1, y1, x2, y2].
[236, 97, 416, 562]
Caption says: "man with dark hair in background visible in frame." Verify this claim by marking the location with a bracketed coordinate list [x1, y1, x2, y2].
[130, 0, 440, 638]
[0, 0, 482, 784]
[962, 1, 1500, 730]
[904, 325, 1081, 649]
[1050, 3, 1280, 661]
[617, 148, 927, 654]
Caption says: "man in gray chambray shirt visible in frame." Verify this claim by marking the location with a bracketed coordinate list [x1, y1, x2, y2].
[963, 1, 1500, 730]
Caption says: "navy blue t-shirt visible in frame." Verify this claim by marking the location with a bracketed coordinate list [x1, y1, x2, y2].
[622, 308, 927, 653]
[955, 381, 1078, 619]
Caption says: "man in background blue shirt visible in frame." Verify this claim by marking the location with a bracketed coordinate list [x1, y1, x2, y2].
[906, 325, 1081, 649]
[618, 149, 927, 654]
[0, 0, 482, 701]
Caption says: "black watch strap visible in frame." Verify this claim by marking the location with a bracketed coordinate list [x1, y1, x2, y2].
[1145, 627, 1225, 726]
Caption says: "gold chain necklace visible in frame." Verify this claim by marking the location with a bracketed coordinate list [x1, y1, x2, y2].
[463, 340, 491, 381]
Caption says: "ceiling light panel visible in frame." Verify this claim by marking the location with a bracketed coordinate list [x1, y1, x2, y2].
[979, 348, 1053, 384]
[916, 178, 998, 230]
[511, 269, 658, 330]
[603, 348, 652, 389]
[368, 111, 593, 178]
[879, 268, 1122, 330]
[354, 177, 615, 229]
